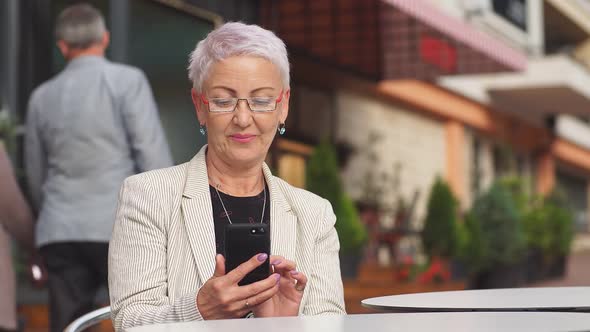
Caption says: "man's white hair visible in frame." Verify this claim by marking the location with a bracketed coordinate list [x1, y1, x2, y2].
[188, 22, 290, 91]
[55, 3, 106, 49]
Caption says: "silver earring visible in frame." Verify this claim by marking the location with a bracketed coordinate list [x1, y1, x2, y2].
[199, 125, 207, 136]
[278, 123, 286, 135]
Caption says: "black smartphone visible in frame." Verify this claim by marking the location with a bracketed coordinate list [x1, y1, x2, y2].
[224, 223, 270, 286]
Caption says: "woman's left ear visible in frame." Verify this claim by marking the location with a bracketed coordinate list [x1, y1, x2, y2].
[279, 89, 291, 123]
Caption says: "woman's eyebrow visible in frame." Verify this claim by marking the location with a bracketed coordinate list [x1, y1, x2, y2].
[250, 87, 277, 94]
[209, 86, 277, 95]
[209, 86, 236, 93]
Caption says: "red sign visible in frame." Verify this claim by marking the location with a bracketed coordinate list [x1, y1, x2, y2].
[419, 34, 457, 73]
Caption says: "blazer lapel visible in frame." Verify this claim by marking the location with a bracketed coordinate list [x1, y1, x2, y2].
[263, 164, 297, 261]
[180, 146, 298, 284]
[181, 146, 216, 284]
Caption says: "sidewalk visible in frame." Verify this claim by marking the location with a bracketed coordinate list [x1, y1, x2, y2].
[528, 250, 590, 287]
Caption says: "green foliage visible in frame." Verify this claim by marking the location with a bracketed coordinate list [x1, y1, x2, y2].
[493, 176, 575, 260]
[543, 190, 575, 256]
[307, 139, 342, 208]
[421, 177, 458, 259]
[336, 194, 368, 253]
[307, 139, 367, 254]
[499, 176, 575, 259]
[0, 110, 17, 154]
[463, 182, 526, 272]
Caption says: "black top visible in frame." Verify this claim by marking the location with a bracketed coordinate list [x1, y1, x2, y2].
[210, 184, 271, 255]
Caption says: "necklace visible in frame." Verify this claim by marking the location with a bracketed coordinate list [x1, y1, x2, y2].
[213, 183, 267, 225]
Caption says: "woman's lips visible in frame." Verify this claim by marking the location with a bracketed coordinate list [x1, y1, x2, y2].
[230, 134, 256, 143]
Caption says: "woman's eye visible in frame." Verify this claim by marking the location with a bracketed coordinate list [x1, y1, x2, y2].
[251, 98, 272, 106]
[212, 99, 234, 107]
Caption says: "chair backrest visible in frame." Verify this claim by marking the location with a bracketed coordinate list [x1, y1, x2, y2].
[63, 306, 111, 332]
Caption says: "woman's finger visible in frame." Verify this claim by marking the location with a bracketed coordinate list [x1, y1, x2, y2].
[270, 257, 297, 274]
[290, 270, 308, 292]
[225, 253, 268, 285]
[237, 273, 280, 301]
[212, 254, 226, 278]
[241, 278, 280, 308]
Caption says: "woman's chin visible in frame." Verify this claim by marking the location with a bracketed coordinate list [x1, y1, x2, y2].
[227, 147, 266, 165]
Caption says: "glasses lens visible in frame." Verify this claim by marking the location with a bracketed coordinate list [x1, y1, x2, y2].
[248, 98, 276, 112]
[209, 98, 237, 112]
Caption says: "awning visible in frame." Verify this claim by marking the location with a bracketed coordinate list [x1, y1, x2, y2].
[260, 0, 527, 81]
[383, 0, 527, 72]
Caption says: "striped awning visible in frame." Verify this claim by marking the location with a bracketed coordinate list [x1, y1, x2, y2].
[383, 0, 527, 71]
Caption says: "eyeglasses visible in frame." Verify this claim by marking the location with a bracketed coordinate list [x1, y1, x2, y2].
[201, 90, 284, 113]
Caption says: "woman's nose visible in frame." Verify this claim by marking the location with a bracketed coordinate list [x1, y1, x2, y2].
[233, 100, 253, 127]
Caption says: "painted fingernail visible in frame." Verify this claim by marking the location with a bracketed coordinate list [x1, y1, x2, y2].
[257, 253, 268, 262]
[290, 270, 299, 276]
[274, 274, 281, 283]
[271, 259, 282, 265]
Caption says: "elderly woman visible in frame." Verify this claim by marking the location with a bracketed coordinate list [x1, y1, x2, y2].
[108, 22, 346, 330]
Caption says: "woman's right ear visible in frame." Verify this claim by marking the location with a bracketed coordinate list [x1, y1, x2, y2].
[191, 88, 207, 125]
[191, 88, 201, 113]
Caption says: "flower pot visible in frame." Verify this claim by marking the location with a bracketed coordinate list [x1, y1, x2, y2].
[339, 252, 363, 279]
[469, 263, 526, 289]
[525, 248, 544, 283]
[545, 255, 568, 279]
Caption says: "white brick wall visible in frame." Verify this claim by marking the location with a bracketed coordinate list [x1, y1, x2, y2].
[336, 91, 446, 228]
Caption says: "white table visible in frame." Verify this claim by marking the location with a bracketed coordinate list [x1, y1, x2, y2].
[125, 312, 590, 332]
[362, 287, 590, 312]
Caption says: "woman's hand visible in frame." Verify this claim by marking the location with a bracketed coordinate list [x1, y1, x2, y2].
[28, 252, 48, 289]
[196, 253, 280, 320]
[253, 255, 308, 318]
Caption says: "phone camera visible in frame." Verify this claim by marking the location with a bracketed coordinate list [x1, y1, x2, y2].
[259, 227, 265, 233]
[251, 228, 256, 234]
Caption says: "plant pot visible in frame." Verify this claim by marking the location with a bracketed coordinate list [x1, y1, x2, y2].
[469, 263, 526, 289]
[450, 259, 467, 281]
[339, 252, 363, 279]
[525, 248, 544, 283]
[545, 255, 568, 279]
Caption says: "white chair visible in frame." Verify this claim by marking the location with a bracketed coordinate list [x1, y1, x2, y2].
[63, 306, 111, 332]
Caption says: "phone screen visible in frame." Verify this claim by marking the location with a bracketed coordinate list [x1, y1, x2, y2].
[224, 223, 270, 286]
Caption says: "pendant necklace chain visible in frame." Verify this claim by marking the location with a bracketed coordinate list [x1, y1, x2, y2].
[213, 180, 266, 225]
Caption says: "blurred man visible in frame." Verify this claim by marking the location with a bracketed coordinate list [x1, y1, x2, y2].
[25, 4, 172, 331]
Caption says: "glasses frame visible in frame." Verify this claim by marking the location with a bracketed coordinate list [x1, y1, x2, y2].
[200, 89, 285, 113]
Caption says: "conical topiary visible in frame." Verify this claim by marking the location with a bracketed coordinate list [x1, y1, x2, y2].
[307, 139, 367, 253]
[468, 182, 525, 271]
[421, 177, 458, 260]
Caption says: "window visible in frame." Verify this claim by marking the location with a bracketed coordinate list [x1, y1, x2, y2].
[127, 0, 216, 163]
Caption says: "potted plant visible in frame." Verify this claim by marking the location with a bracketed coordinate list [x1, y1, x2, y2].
[307, 139, 367, 278]
[463, 182, 526, 289]
[542, 189, 574, 278]
[419, 177, 458, 283]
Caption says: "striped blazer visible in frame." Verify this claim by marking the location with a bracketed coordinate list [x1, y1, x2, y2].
[108, 145, 346, 331]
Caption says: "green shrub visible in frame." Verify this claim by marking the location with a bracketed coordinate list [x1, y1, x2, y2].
[336, 194, 368, 253]
[421, 177, 458, 259]
[458, 213, 486, 273]
[306, 139, 341, 207]
[544, 190, 574, 256]
[465, 182, 526, 272]
[307, 139, 367, 254]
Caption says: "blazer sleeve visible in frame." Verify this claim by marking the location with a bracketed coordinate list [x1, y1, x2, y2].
[24, 97, 46, 212]
[303, 199, 347, 315]
[120, 70, 173, 172]
[109, 176, 203, 331]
